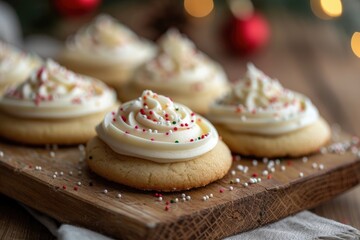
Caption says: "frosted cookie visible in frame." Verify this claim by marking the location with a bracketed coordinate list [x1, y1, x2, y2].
[208, 63, 331, 158]
[0, 42, 41, 94]
[119, 29, 229, 114]
[86, 90, 232, 191]
[0, 60, 117, 145]
[58, 14, 156, 88]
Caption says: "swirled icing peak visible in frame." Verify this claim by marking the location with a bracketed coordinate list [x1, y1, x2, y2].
[65, 14, 155, 64]
[208, 63, 319, 135]
[0, 59, 117, 119]
[96, 90, 219, 163]
[134, 29, 228, 96]
[0, 42, 41, 83]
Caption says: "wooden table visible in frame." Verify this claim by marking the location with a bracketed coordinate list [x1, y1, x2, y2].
[1, 8, 360, 239]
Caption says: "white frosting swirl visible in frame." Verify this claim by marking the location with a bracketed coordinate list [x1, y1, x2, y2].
[208, 63, 319, 135]
[134, 29, 228, 94]
[0, 60, 117, 119]
[64, 14, 155, 65]
[0, 42, 41, 84]
[96, 90, 219, 163]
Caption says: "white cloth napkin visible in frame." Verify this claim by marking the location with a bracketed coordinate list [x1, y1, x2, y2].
[24, 206, 360, 240]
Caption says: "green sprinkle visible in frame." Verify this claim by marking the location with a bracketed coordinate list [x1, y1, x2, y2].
[198, 137, 201, 140]
[170, 199, 175, 203]
[175, 108, 179, 111]
[172, 121, 176, 124]
[175, 140, 179, 143]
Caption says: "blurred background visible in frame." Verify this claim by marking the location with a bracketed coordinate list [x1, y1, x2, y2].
[1, 0, 358, 131]
[0, 0, 360, 232]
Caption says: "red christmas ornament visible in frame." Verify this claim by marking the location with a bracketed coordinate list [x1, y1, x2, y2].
[54, 0, 101, 17]
[224, 0, 270, 54]
[227, 13, 269, 53]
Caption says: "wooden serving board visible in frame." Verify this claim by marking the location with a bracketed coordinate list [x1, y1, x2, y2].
[0, 131, 360, 240]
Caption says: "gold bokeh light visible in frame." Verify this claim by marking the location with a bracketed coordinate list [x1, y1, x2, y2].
[184, 0, 214, 18]
[351, 32, 360, 58]
[310, 0, 343, 20]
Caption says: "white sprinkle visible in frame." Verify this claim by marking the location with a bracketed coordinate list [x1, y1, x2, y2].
[117, 193, 122, 198]
[241, 116, 247, 121]
[154, 130, 158, 133]
[263, 158, 268, 164]
[0, 151, 4, 157]
[231, 170, 236, 176]
[262, 170, 269, 176]
[77, 182, 82, 186]
[52, 174, 56, 179]
[38, 166, 42, 171]
[237, 165, 244, 171]
[302, 157, 308, 163]
[181, 197, 186, 202]
[257, 178, 262, 182]
[148, 129, 152, 133]
[60, 172, 64, 176]
[186, 196, 191, 201]
[270, 167, 275, 173]
[275, 159, 281, 165]
[158, 196, 163, 201]
[54, 171, 58, 175]
[169, 130, 173, 134]
[312, 163, 318, 169]
[243, 166, 249, 173]
[202, 196, 207, 201]
[252, 160, 258, 166]
[181, 193, 186, 198]
[175, 198, 179, 203]
[244, 183, 249, 187]
[229, 186, 234, 191]
[103, 189, 108, 194]
[49, 151, 55, 157]
[281, 166, 286, 171]
[235, 178, 240, 183]
[209, 193, 213, 198]
[250, 178, 256, 184]
[299, 172, 304, 178]
[78, 144, 85, 151]
[319, 164, 324, 170]
[144, 105, 148, 109]
[69, 171, 73, 176]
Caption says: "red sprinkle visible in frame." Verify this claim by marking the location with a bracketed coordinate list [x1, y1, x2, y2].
[287, 161, 292, 166]
[149, 111, 153, 115]
[62, 185, 67, 190]
[165, 206, 169, 211]
[154, 193, 159, 197]
[219, 189, 224, 193]
[74, 186, 78, 191]
[135, 125, 139, 129]
[190, 139, 194, 142]
[267, 175, 272, 179]
[185, 123, 188, 127]
[252, 173, 258, 177]
[121, 116, 127, 122]
[174, 127, 178, 131]
[151, 138, 154, 141]
[166, 201, 170, 205]
[112, 118, 116, 122]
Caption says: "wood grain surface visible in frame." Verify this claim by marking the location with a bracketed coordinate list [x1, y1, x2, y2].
[0, 130, 359, 239]
[1, 5, 360, 240]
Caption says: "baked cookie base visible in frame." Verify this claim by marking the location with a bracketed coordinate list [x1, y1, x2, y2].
[57, 56, 135, 88]
[0, 105, 117, 145]
[216, 118, 331, 158]
[86, 137, 232, 192]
